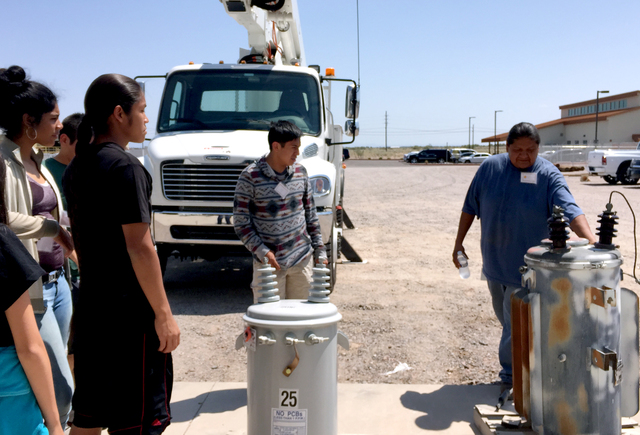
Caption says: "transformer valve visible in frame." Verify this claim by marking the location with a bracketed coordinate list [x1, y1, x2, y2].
[305, 332, 329, 345]
[284, 333, 305, 346]
[258, 332, 276, 345]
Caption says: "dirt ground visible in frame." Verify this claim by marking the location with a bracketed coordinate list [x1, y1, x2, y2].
[165, 160, 640, 385]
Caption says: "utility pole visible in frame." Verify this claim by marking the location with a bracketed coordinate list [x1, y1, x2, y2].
[595, 90, 609, 145]
[385, 111, 388, 151]
[468, 116, 475, 148]
[472, 125, 474, 148]
[494, 110, 503, 154]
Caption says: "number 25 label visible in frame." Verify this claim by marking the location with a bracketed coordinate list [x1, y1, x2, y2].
[279, 389, 298, 408]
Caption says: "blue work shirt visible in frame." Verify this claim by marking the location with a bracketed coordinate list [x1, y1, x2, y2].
[462, 153, 583, 287]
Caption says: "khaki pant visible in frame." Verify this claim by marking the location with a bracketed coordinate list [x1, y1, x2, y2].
[251, 254, 313, 303]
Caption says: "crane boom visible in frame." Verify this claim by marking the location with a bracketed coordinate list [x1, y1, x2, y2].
[220, 0, 306, 66]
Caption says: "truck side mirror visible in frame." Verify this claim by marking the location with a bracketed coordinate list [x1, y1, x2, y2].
[345, 85, 359, 119]
[345, 120, 359, 137]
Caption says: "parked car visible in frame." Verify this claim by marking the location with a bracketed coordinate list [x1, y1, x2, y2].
[406, 149, 453, 163]
[459, 152, 491, 163]
[587, 143, 640, 185]
[451, 148, 475, 162]
[539, 150, 557, 161]
[628, 158, 640, 182]
[403, 151, 420, 162]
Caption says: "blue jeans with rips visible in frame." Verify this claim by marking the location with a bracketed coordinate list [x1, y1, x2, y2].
[486, 280, 523, 386]
[35, 268, 74, 429]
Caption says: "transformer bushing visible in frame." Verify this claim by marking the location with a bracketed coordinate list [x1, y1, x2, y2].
[513, 206, 639, 434]
[256, 258, 279, 303]
[547, 205, 569, 250]
[308, 262, 331, 303]
[595, 203, 619, 250]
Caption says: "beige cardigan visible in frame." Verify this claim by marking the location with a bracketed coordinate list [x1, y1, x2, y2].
[1, 136, 64, 313]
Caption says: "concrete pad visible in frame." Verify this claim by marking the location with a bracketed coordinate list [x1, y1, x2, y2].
[162, 382, 506, 435]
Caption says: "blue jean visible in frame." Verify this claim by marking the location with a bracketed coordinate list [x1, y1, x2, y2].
[486, 280, 522, 385]
[35, 268, 74, 428]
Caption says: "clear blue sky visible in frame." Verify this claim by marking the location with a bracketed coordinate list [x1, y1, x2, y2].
[2, 0, 638, 147]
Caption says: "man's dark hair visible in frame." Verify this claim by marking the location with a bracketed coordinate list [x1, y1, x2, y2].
[506, 122, 540, 146]
[60, 113, 84, 143]
[77, 74, 142, 153]
[268, 120, 302, 150]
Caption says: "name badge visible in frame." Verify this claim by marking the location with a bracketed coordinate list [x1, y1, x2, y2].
[274, 182, 290, 198]
[521, 172, 537, 184]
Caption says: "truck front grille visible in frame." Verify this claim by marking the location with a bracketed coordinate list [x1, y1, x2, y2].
[161, 163, 248, 201]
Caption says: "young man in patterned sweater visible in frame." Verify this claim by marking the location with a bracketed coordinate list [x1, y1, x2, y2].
[234, 120, 327, 302]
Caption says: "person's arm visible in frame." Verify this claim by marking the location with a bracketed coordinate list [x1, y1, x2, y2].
[233, 172, 273, 266]
[6, 292, 64, 435]
[452, 211, 475, 268]
[302, 176, 327, 264]
[122, 222, 180, 353]
[7, 211, 75, 256]
[570, 214, 597, 244]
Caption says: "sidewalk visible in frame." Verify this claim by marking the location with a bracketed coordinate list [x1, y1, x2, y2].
[159, 382, 507, 435]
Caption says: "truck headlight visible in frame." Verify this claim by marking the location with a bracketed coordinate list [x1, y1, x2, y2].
[302, 143, 318, 158]
[310, 176, 331, 196]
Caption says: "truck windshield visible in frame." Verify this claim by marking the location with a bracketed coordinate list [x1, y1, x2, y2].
[158, 69, 321, 135]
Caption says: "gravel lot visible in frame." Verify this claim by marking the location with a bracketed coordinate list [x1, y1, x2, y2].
[166, 160, 640, 385]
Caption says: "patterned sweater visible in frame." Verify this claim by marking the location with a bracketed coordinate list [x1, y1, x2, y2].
[233, 156, 325, 269]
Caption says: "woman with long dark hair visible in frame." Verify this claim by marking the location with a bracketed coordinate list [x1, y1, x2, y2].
[0, 158, 64, 435]
[0, 65, 75, 429]
[64, 74, 179, 435]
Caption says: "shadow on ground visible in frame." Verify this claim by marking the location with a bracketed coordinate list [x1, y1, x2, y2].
[170, 388, 247, 423]
[164, 256, 253, 315]
[401, 384, 500, 431]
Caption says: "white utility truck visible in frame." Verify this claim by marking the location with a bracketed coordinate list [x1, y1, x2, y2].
[587, 143, 640, 185]
[137, 0, 359, 289]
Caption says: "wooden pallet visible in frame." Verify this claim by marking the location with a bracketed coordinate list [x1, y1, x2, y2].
[473, 404, 640, 435]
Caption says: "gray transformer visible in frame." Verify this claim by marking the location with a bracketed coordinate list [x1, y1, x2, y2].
[514, 239, 639, 434]
[241, 300, 347, 435]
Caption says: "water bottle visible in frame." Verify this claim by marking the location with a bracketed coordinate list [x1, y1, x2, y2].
[457, 251, 470, 279]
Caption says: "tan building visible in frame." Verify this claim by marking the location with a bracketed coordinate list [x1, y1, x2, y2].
[483, 91, 640, 147]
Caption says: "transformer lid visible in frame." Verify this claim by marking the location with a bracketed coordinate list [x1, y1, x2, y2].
[244, 299, 342, 326]
[525, 238, 622, 269]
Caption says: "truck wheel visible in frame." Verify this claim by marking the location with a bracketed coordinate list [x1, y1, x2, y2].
[603, 175, 618, 185]
[617, 161, 638, 185]
[410, 157, 418, 163]
[438, 158, 445, 163]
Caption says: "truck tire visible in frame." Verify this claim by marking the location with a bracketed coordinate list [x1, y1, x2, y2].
[438, 158, 445, 163]
[603, 175, 618, 185]
[410, 157, 418, 163]
[617, 161, 638, 185]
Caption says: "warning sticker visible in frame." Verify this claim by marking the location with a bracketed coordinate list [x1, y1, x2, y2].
[272, 408, 307, 435]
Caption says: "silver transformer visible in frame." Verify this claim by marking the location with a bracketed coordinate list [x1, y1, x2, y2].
[513, 205, 639, 434]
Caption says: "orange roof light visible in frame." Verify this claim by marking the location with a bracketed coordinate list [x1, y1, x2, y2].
[325, 67, 335, 77]
[219, 60, 224, 64]
[189, 61, 194, 65]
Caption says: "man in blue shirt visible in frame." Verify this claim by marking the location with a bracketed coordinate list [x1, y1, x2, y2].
[452, 122, 596, 390]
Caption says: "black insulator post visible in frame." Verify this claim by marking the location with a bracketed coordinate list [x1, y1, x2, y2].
[595, 203, 618, 249]
[548, 205, 570, 250]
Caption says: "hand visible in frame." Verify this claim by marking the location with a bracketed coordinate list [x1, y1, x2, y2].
[53, 227, 74, 258]
[452, 245, 466, 268]
[45, 422, 64, 435]
[154, 311, 180, 353]
[266, 251, 281, 271]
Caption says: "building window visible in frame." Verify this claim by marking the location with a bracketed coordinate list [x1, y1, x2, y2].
[583, 140, 588, 144]
[575, 140, 579, 144]
[621, 99, 627, 108]
[567, 140, 571, 145]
